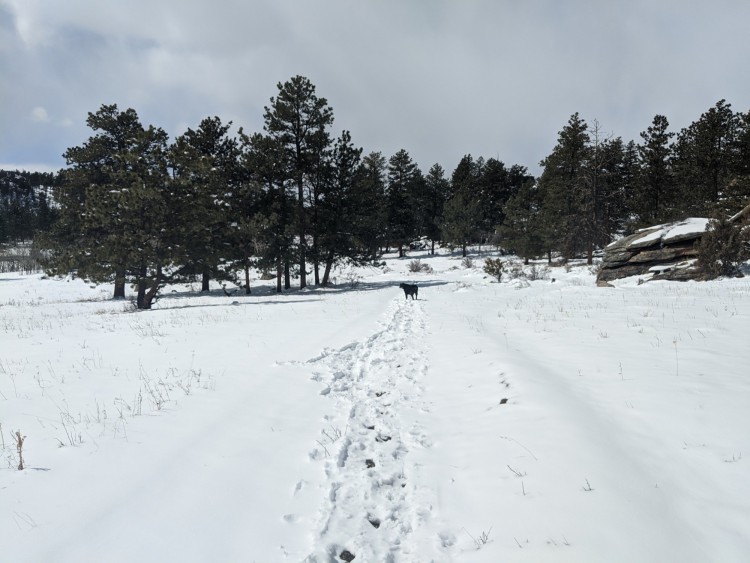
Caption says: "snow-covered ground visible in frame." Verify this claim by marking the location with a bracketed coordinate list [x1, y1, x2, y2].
[1, 250, 749, 562]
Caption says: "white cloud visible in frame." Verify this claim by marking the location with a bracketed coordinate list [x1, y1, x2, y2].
[30, 106, 49, 122]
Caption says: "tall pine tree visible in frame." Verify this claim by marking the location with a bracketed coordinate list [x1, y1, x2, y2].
[636, 114, 675, 225]
[537, 113, 590, 260]
[385, 149, 422, 257]
[49, 104, 177, 309]
[263, 76, 334, 289]
[423, 163, 450, 254]
[170, 116, 241, 291]
[443, 154, 483, 257]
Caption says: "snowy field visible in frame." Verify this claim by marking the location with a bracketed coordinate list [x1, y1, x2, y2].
[1, 249, 749, 562]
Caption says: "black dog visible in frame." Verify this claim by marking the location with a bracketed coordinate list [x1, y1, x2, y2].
[399, 283, 418, 300]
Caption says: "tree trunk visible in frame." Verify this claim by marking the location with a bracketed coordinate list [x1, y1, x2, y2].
[398, 243, 404, 258]
[276, 263, 282, 293]
[136, 266, 147, 309]
[431, 239, 435, 255]
[136, 283, 146, 309]
[284, 259, 290, 290]
[244, 264, 251, 295]
[298, 176, 307, 289]
[140, 281, 160, 310]
[114, 271, 126, 299]
[201, 270, 210, 292]
[313, 243, 320, 285]
[321, 251, 335, 286]
[587, 244, 594, 265]
[312, 209, 320, 285]
[462, 243, 467, 257]
[136, 266, 163, 310]
[146, 266, 164, 309]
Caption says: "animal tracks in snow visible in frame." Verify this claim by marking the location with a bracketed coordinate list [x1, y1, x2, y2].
[303, 299, 433, 562]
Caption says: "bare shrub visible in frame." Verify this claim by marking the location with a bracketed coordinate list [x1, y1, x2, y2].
[528, 264, 551, 281]
[463, 526, 493, 549]
[503, 260, 526, 280]
[345, 271, 362, 287]
[408, 259, 433, 274]
[461, 257, 475, 269]
[14, 430, 25, 470]
[552, 256, 571, 271]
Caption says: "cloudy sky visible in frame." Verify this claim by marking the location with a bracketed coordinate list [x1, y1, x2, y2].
[1, 0, 749, 176]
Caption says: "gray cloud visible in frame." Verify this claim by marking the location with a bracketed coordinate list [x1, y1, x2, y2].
[1, 0, 749, 175]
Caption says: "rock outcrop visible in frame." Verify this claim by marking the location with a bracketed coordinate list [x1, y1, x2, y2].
[597, 218, 709, 285]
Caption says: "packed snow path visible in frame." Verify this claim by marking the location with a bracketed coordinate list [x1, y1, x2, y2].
[304, 298, 436, 562]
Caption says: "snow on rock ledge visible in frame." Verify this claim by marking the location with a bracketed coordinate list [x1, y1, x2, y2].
[597, 218, 709, 285]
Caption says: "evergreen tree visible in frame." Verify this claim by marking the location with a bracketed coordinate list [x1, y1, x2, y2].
[353, 152, 387, 260]
[423, 163, 450, 254]
[723, 109, 750, 215]
[50, 105, 147, 297]
[49, 104, 175, 309]
[672, 100, 739, 216]
[697, 215, 750, 278]
[636, 114, 675, 225]
[482, 161, 535, 241]
[0, 170, 58, 244]
[537, 113, 590, 260]
[443, 155, 483, 256]
[169, 116, 241, 291]
[620, 139, 643, 233]
[578, 122, 626, 263]
[241, 132, 294, 293]
[263, 76, 334, 289]
[497, 178, 545, 263]
[385, 149, 422, 257]
[318, 130, 366, 285]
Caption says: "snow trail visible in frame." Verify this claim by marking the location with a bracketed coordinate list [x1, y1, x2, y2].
[304, 298, 436, 562]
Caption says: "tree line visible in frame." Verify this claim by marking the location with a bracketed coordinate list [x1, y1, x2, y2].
[39, 75, 533, 309]
[0, 170, 57, 244]
[501, 101, 750, 265]
[4, 77, 749, 308]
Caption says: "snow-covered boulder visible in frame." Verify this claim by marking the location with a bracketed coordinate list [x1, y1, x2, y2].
[597, 218, 709, 284]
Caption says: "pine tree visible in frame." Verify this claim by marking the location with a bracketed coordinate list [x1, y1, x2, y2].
[50, 105, 148, 297]
[636, 114, 675, 225]
[443, 155, 483, 256]
[264, 76, 334, 289]
[0, 170, 58, 244]
[50, 104, 175, 309]
[169, 116, 240, 291]
[620, 139, 643, 233]
[497, 179, 544, 263]
[537, 113, 590, 260]
[578, 122, 626, 263]
[241, 132, 294, 293]
[353, 152, 388, 260]
[672, 100, 739, 216]
[423, 163, 450, 254]
[385, 149, 422, 257]
[318, 130, 365, 285]
[723, 109, 750, 215]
